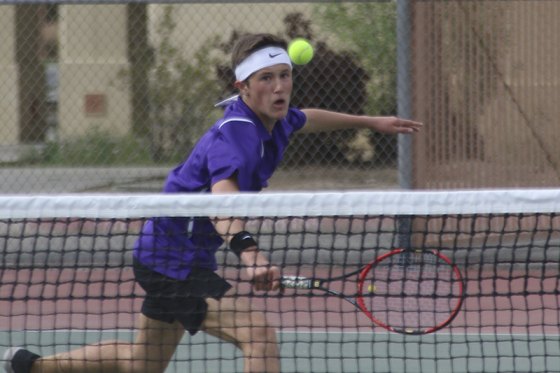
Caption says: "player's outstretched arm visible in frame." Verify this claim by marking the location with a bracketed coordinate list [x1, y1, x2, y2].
[300, 108, 423, 135]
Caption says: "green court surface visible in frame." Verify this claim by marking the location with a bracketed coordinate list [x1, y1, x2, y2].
[1, 330, 558, 373]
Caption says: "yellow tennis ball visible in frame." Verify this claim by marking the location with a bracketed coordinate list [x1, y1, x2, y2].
[367, 284, 376, 293]
[288, 38, 314, 65]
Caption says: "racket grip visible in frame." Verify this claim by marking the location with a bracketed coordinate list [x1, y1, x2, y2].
[280, 276, 314, 289]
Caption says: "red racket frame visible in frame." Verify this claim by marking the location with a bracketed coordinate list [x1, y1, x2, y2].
[355, 248, 465, 335]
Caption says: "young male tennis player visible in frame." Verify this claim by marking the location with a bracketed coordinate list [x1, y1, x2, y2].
[4, 33, 421, 373]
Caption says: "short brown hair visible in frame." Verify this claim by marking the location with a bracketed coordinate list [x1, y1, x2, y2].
[231, 33, 288, 71]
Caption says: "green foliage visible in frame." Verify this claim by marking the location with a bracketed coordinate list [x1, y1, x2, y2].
[148, 5, 223, 162]
[312, 2, 399, 165]
[23, 127, 153, 166]
[23, 5, 224, 167]
[314, 2, 397, 115]
[280, 12, 370, 166]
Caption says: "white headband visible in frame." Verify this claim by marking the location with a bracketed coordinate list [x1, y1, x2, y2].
[234, 46, 292, 81]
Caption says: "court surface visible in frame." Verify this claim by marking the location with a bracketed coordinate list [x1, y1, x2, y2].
[1, 329, 558, 373]
[1, 264, 558, 373]
[1, 210, 559, 372]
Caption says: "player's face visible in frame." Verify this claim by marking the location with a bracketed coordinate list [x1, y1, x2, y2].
[240, 64, 293, 130]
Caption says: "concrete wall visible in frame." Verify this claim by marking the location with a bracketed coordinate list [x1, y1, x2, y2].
[148, 3, 313, 59]
[1, 3, 315, 149]
[57, 5, 131, 139]
[0, 6, 19, 146]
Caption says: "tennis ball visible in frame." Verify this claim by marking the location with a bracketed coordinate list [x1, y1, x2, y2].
[367, 284, 376, 293]
[288, 38, 314, 65]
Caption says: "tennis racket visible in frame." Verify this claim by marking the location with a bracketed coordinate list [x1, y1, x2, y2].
[281, 248, 465, 335]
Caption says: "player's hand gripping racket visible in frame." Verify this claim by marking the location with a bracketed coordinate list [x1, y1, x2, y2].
[281, 248, 465, 335]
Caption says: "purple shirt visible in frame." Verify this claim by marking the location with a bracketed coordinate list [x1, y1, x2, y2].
[134, 98, 307, 279]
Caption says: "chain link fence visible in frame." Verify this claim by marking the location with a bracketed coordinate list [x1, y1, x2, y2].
[1, 1, 559, 192]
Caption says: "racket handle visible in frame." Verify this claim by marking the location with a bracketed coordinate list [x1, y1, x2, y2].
[280, 276, 314, 289]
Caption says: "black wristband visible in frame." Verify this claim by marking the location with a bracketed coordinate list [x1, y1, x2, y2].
[230, 231, 258, 257]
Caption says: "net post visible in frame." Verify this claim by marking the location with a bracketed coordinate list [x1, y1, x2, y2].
[397, 0, 413, 250]
[397, 0, 413, 189]
[397, 216, 412, 250]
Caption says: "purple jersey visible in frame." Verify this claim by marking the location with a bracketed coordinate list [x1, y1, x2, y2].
[134, 98, 307, 279]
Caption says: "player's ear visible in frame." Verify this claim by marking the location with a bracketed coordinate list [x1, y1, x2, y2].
[234, 80, 249, 96]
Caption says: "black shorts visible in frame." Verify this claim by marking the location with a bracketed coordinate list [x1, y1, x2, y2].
[133, 259, 232, 335]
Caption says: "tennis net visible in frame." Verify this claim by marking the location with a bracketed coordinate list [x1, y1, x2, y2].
[1, 190, 559, 373]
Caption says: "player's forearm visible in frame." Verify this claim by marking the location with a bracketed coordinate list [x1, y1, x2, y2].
[239, 248, 270, 267]
[214, 218, 269, 268]
[301, 108, 422, 135]
[213, 217, 262, 258]
[211, 176, 253, 244]
[300, 109, 371, 133]
[213, 217, 244, 238]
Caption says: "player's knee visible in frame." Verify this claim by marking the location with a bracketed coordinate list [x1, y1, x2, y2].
[240, 324, 278, 356]
[115, 350, 168, 373]
[125, 360, 167, 373]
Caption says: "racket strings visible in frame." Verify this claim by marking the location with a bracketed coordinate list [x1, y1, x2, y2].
[363, 252, 462, 331]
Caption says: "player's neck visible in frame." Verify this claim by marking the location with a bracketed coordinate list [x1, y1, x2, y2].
[260, 118, 276, 133]
[242, 99, 276, 133]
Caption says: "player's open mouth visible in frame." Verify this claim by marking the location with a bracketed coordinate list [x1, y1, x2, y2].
[273, 99, 287, 107]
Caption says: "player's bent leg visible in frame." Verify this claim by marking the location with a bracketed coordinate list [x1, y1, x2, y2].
[203, 294, 280, 373]
[29, 340, 134, 373]
[26, 315, 184, 373]
[128, 314, 186, 373]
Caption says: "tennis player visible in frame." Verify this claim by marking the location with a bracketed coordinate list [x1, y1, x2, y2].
[4, 33, 421, 373]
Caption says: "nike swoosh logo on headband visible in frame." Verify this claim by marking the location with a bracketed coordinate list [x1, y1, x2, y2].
[269, 53, 282, 58]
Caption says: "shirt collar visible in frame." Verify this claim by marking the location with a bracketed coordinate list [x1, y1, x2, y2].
[225, 97, 274, 140]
